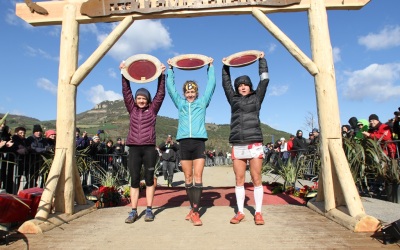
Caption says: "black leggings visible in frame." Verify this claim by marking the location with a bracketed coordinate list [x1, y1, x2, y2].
[128, 145, 156, 188]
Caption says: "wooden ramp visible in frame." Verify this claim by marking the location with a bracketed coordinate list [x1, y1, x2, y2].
[2, 205, 398, 249]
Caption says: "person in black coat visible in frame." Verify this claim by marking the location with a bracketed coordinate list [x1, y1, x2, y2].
[292, 130, 308, 157]
[222, 51, 269, 225]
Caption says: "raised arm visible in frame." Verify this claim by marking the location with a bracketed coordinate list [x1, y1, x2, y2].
[221, 59, 235, 105]
[120, 61, 135, 113]
[150, 63, 166, 114]
[203, 57, 216, 107]
[255, 52, 269, 104]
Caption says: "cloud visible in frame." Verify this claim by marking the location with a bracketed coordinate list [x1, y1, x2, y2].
[37, 78, 57, 95]
[332, 47, 341, 63]
[267, 43, 277, 54]
[268, 85, 289, 96]
[86, 85, 122, 105]
[342, 63, 400, 101]
[100, 20, 172, 61]
[25, 45, 59, 61]
[108, 68, 117, 79]
[358, 25, 400, 50]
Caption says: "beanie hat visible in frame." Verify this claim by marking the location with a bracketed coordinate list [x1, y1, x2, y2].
[92, 136, 100, 141]
[33, 124, 43, 133]
[369, 114, 379, 121]
[234, 75, 253, 93]
[45, 130, 56, 138]
[312, 128, 319, 133]
[135, 88, 151, 102]
[76, 127, 80, 133]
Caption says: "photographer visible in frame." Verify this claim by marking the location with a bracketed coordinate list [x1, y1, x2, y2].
[159, 135, 179, 187]
[76, 128, 91, 151]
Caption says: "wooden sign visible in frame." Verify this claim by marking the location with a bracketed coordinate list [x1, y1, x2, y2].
[81, 0, 301, 17]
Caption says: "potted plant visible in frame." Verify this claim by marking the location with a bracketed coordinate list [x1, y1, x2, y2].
[90, 164, 122, 207]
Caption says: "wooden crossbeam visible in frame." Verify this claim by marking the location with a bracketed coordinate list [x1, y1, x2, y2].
[16, 0, 370, 26]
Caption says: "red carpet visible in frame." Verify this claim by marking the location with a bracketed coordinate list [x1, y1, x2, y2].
[133, 185, 305, 207]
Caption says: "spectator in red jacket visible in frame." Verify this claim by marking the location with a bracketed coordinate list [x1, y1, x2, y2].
[362, 114, 396, 158]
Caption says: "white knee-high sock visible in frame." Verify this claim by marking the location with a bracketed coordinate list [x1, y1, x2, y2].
[235, 186, 245, 213]
[254, 185, 264, 213]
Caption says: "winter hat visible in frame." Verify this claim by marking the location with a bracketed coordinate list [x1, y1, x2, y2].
[33, 124, 43, 133]
[135, 88, 151, 101]
[234, 75, 253, 92]
[280, 137, 285, 141]
[92, 136, 100, 141]
[296, 130, 303, 136]
[312, 128, 319, 133]
[368, 114, 379, 121]
[45, 130, 56, 138]
[76, 127, 81, 133]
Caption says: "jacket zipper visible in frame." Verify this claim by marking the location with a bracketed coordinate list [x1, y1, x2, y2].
[189, 102, 192, 137]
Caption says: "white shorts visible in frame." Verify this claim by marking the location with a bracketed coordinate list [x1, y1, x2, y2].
[231, 142, 265, 160]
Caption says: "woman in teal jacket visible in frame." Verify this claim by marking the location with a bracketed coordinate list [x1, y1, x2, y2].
[166, 57, 215, 226]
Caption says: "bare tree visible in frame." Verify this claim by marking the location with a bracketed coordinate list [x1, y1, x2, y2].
[303, 111, 318, 133]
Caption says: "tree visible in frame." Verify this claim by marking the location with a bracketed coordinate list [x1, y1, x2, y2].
[303, 111, 318, 133]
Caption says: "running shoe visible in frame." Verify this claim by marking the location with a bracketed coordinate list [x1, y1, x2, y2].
[230, 212, 245, 224]
[254, 212, 265, 225]
[125, 210, 138, 224]
[144, 208, 155, 222]
[185, 209, 194, 221]
[190, 212, 202, 226]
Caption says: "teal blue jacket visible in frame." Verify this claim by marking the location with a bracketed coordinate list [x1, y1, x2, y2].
[166, 66, 216, 141]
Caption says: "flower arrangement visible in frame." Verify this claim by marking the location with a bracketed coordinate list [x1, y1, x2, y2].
[293, 182, 318, 198]
[91, 186, 121, 207]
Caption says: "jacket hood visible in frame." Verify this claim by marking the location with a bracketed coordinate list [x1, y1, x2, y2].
[234, 75, 253, 93]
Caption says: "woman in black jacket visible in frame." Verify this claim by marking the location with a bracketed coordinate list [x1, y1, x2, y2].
[222, 51, 269, 225]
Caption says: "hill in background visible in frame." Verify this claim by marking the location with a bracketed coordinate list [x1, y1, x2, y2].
[2, 100, 290, 153]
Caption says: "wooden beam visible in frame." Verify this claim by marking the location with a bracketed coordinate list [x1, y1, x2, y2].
[16, 0, 371, 26]
[252, 8, 318, 76]
[71, 16, 134, 87]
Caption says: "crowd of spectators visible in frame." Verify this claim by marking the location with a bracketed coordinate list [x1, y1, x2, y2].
[2, 108, 400, 192]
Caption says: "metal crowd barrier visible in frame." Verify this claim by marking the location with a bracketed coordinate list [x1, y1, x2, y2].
[0, 152, 45, 195]
[0, 151, 130, 195]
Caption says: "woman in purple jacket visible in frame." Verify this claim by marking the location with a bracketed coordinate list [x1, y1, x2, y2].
[119, 61, 166, 224]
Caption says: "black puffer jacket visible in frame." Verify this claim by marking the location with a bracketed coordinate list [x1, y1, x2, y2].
[222, 58, 269, 144]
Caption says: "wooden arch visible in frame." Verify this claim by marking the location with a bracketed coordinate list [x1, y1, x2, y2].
[16, 0, 379, 233]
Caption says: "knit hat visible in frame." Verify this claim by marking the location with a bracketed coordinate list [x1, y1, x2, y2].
[92, 136, 100, 141]
[76, 127, 81, 133]
[368, 114, 379, 121]
[280, 137, 285, 141]
[33, 124, 43, 133]
[45, 130, 56, 138]
[234, 75, 253, 93]
[312, 128, 319, 133]
[135, 88, 151, 101]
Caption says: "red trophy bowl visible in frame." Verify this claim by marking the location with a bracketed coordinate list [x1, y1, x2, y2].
[223, 50, 262, 67]
[170, 54, 209, 70]
[122, 54, 162, 83]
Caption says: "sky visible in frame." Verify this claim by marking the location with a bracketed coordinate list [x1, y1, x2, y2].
[1, 0, 400, 137]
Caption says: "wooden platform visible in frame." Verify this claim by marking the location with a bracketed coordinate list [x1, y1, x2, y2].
[1, 205, 399, 249]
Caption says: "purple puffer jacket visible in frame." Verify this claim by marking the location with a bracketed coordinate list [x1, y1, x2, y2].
[122, 74, 165, 146]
